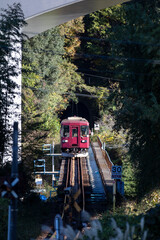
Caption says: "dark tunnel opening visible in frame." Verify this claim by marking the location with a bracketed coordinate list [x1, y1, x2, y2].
[60, 101, 92, 127]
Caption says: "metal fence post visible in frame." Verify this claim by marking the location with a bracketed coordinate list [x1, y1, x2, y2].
[54, 214, 63, 240]
[113, 180, 116, 213]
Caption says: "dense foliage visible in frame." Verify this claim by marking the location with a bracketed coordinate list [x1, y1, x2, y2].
[0, 3, 26, 162]
[21, 0, 160, 199]
[106, 0, 160, 196]
[79, 0, 160, 197]
[22, 27, 84, 168]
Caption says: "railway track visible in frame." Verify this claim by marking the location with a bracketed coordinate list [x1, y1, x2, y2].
[58, 150, 107, 225]
[61, 157, 87, 224]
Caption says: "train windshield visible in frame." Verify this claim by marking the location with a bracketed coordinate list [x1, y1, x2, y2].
[72, 128, 78, 137]
[81, 126, 89, 137]
[61, 125, 69, 137]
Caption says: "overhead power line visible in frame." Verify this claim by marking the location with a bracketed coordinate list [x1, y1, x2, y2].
[64, 92, 108, 99]
[22, 31, 160, 47]
[22, 72, 126, 83]
[4, 91, 110, 103]
[78, 72, 126, 82]
[1, 40, 160, 64]
[77, 67, 160, 77]
[22, 47, 160, 65]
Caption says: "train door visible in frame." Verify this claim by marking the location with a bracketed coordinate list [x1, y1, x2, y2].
[71, 127, 78, 146]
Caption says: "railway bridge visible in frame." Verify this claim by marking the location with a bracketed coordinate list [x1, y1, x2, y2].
[58, 137, 115, 220]
[1, 0, 130, 37]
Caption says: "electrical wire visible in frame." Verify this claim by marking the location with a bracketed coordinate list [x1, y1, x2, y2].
[1, 41, 160, 64]
[22, 73, 126, 83]
[77, 67, 160, 77]
[78, 72, 126, 82]
[21, 47, 160, 64]
[21, 31, 160, 47]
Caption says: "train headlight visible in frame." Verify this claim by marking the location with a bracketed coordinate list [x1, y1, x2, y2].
[62, 140, 68, 143]
[81, 140, 87, 143]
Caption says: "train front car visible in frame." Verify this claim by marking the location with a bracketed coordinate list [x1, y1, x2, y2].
[61, 116, 90, 157]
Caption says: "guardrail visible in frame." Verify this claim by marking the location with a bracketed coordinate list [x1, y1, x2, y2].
[97, 136, 102, 148]
[97, 136, 114, 171]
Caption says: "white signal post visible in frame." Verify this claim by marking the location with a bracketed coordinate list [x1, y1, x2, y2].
[52, 142, 55, 187]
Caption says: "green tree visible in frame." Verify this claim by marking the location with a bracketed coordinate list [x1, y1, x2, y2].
[0, 3, 26, 162]
[22, 27, 84, 164]
[77, 4, 125, 87]
[60, 16, 85, 58]
[106, 0, 160, 196]
[76, 1, 160, 197]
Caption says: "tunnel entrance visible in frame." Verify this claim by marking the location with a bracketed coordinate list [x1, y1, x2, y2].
[60, 98, 99, 128]
[61, 101, 90, 122]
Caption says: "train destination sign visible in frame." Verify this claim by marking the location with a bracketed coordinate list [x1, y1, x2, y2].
[111, 166, 122, 179]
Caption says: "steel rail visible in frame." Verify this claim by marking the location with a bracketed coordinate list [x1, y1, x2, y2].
[62, 157, 71, 219]
[79, 157, 85, 211]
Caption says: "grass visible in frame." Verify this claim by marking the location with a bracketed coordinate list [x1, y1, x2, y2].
[98, 188, 160, 240]
[99, 211, 144, 240]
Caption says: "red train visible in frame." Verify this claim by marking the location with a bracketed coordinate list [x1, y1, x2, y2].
[61, 116, 90, 157]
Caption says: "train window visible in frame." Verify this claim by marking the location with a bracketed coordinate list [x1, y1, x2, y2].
[72, 128, 78, 137]
[61, 125, 69, 137]
[81, 126, 89, 137]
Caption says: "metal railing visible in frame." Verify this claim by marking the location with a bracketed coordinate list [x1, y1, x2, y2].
[97, 136, 102, 148]
[97, 136, 114, 171]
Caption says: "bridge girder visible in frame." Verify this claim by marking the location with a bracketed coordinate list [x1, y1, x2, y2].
[1, 0, 130, 37]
